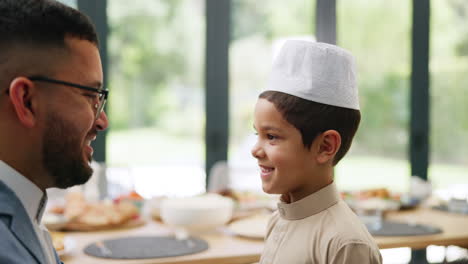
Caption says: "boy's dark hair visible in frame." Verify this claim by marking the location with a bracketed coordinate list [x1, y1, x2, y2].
[259, 91, 361, 165]
[0, 0, 98, 49]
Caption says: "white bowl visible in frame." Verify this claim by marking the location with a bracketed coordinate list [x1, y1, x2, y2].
[160, 194, 234, 233]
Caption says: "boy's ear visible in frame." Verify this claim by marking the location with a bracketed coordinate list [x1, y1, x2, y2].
[315, 130, 341, 164]
[8, 77, 38, 128]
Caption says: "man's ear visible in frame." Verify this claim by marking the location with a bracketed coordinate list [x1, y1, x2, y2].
[315, 130, 341, 164]
[8, 77, 38, 128]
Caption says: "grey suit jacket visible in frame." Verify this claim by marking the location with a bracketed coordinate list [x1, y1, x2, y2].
[0, 180, 62, 264]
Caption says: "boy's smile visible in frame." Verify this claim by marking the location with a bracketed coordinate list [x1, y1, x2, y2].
[251, 98, 322, 202]
[259, 165, 274, 181]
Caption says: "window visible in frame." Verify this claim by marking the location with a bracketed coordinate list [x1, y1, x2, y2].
[335, 0, 411, 192]
[106, 0, 205, 198]
[429, 0, 468, 190]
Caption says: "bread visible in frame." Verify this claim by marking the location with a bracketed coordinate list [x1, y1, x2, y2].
[54, 192, 141, 231]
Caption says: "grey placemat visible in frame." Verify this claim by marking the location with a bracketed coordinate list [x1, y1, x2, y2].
[84, 236, 209, 259]
[366, 221, 442, 236]
[432, 205, 468, 215]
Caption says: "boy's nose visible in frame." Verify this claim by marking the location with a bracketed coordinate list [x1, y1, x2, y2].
[251, 143, 264, 159]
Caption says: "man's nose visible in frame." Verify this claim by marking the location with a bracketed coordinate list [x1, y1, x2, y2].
[95, 110, 109, 131]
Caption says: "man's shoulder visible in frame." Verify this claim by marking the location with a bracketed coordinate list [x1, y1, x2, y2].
[0, 182, 21, 216]
[0, 185, 43, 263]
[0, 216, 37, 263]
[0, 215, 14, 237]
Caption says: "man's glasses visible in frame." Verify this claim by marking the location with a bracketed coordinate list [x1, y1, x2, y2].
[28, 76, 108, 120]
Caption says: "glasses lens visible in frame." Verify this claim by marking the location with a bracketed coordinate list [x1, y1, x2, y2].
[95, 97, 106, 120]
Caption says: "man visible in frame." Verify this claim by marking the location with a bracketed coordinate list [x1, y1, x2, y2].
[0, 0, 109, 263]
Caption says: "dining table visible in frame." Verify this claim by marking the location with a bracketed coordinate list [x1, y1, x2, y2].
[61, 218, 264, 264]
[60, 207, 468, 264]
[376, 207, 468, 250]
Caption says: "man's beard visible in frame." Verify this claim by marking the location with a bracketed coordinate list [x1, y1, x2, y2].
[42, 114, 94, 189]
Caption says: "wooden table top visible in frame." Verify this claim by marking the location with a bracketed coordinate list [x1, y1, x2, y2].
[61, 219, 263, 264]
[375, 208, 468, 250]
[60, 208, 468, 264]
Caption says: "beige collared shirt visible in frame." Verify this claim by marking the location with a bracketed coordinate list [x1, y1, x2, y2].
[0, 161, 58, 264]
[260, 182, 382, 264]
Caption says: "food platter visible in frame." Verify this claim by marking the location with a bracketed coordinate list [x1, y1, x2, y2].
[45, 192, 142, 232]
[342, 188, 405, 213]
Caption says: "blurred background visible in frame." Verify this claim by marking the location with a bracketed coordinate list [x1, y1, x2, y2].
[61, 0, 468, 197]
[55, 1, 468, 263]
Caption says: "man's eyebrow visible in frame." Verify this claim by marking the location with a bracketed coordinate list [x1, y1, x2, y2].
[88, 81, 103, 89]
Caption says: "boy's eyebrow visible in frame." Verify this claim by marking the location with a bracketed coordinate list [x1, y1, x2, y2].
[259, 125, 282, 132]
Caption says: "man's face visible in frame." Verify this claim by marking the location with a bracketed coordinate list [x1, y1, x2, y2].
[42, 113, 95, 188]
[40, 38, 108, 188]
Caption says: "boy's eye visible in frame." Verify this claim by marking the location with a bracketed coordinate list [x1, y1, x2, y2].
[267, 134, 277, 140]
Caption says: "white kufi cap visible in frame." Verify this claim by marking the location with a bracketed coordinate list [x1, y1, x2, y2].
[266, 40, 359, 110]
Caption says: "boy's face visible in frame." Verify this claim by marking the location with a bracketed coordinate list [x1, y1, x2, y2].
[251, 98, 319, 200]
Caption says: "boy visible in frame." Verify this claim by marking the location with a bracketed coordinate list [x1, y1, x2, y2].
[252, 40, 382, 263]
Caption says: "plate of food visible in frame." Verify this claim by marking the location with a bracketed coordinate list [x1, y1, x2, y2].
[47, 192, 144, 232]
[342, 188, 402, 212]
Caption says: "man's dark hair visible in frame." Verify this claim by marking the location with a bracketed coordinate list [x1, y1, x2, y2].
[0, 0, 98, 48]
[259, 91, 361, 165]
